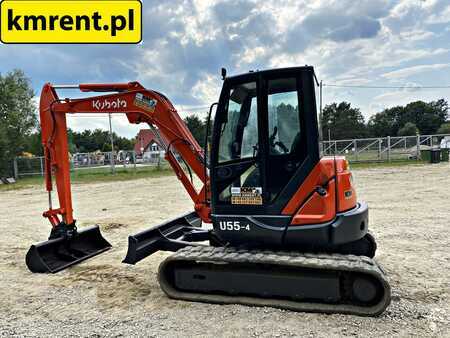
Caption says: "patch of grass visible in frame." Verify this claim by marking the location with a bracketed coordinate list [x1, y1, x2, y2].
[0, 165, 174, 191]
[0, 176, 45, 191]
[71, 165, 173, 184]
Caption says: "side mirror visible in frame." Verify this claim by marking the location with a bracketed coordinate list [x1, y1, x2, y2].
[221, 68, 227, 80]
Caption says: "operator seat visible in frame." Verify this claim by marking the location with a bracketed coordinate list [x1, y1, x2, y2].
[243, 132, 304, 198]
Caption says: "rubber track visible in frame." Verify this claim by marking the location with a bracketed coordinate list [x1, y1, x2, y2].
[158, 246, 391, 316]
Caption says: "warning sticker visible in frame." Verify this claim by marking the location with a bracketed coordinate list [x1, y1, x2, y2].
[134, 93, 157, 112]
[231, 187, 263, 205]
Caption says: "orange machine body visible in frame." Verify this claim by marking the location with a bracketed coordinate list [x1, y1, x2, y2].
[283, 156, 357, 226]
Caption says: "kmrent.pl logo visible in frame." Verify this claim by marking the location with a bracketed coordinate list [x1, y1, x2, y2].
[0, 0, 142, 43]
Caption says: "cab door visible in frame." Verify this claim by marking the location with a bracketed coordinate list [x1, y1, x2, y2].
[210, 75, 265, 216]
[210, 68, 320, 246]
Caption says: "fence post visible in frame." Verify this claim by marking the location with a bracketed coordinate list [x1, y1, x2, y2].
[13, 158, 19, 179]
[40, 156, 44, 176]
[387, 136, 391, 162]
[334, 141, 337, 155]
[354, 140, 358, 161]
[378, 139, 382, 160]
[133, 151, 137, 171]
[430, 136, 433, 148]
[416, 134, 420, 161]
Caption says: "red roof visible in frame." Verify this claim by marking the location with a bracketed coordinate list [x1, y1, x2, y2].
[134, 129, 162, 155]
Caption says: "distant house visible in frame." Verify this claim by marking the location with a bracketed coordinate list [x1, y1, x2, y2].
[134, 129, 165, 158]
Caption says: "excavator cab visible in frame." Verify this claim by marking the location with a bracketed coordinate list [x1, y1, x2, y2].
[209, 67, 319, 246]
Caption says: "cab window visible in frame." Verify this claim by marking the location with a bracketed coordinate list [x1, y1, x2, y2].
[218, 82, 258, 163]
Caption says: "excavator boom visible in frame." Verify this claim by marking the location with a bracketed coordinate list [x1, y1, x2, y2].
[27, 82, 211, 273]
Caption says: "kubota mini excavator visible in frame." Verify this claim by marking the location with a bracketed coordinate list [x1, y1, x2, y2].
[26, 67, 390, 316]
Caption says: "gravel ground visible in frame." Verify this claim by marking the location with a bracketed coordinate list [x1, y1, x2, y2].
[0, 163, 449, 337]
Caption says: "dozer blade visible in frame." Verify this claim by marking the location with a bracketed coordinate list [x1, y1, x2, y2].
[26, 225, 111, 273]
[123, 212, 203, 265]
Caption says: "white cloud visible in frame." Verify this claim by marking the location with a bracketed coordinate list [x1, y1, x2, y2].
[426, 5, 450, 24]
[381, 63, 450, 79]
[372, 88, 445, 112]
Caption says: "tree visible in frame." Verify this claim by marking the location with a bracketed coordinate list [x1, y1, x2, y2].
[68, 128, 134, 153]
[184, 114, 206, 147]
[25, 131, 44, 156]
[321, 102, 367, 140]
[0, 129, 9, 175]
[367, 106, 404, 137]
[397, 122, 419, 136]
[115, 135, 135, 151]
[401, 100, 447, 135]
[368, 99, 448, 137]
[0, 69, 37, 176]
[437, 122, 450, 135]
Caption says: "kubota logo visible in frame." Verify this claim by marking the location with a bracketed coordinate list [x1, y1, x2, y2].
[92, 98, 127, 110]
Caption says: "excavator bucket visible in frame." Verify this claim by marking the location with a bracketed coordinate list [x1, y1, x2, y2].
[26, 225, 111, 273]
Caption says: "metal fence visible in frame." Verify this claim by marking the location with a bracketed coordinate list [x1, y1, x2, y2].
[14, 150, 166, 178]
[321, 134, 450, 162]
[11, 133, 450, 178]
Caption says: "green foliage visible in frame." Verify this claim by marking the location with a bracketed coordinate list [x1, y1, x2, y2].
[23, 128, 135, 155]
[69, 128, 134, 153]
[397, 122, 419, 136]
[368, 99, 448, 137]
[437, 122, 450, 135]
[24, 131, 44, 156]
[273, 103, 299, 145]
[184, 114, 206, 147]
[0, 69, 37, 176]
[367, 106, 403, 137]
[321, 102, 367, 140]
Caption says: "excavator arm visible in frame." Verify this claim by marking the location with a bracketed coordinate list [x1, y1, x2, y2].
[39, 82, 211, 229]
[26, 82, 211, 273]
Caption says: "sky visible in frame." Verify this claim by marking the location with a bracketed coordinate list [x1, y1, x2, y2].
[1, 0, 449, 138]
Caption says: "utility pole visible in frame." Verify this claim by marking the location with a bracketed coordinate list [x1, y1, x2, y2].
[320, 80, 328, 154]
[108, 113, 116, 174]
[320, 80, 323, 118]
[321, 80, 331, 142]
[321, 80, 332, 142]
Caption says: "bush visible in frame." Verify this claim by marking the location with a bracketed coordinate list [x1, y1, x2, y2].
[437, 123, 450, 135]
[398, 122, 419, 136]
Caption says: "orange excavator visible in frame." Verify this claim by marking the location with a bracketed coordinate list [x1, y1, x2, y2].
[26, 67, 390, 316]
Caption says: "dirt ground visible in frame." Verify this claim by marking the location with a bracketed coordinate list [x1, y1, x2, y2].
[0, 164, 449, 337]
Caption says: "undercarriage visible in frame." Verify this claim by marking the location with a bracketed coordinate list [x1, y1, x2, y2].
[123, 211, 390, 316]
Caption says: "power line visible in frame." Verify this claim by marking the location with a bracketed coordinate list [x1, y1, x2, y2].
[323, 83, 450, 89]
